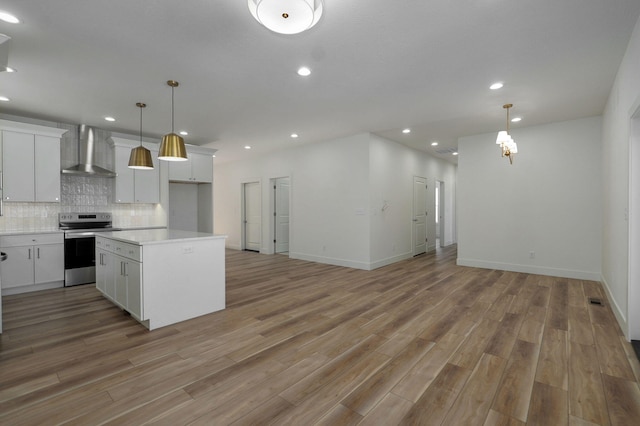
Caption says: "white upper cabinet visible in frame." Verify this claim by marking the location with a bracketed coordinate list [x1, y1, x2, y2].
[0, 120, 67, 203]
[110, 137, 160, 204]
[168, 145, 215, 183]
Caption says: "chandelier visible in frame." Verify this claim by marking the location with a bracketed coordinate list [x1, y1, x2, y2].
[496, 103, 518, 164]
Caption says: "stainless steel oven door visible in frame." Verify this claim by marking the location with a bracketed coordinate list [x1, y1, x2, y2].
[64, 234, 96, 286]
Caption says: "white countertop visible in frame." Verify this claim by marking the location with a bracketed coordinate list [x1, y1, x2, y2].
[0, 229, 63, 236]
[98, 229, 227, 245]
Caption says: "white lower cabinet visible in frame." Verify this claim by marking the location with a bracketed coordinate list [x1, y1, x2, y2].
[96, 237, 143, 321]
[0, 233, 64, 295]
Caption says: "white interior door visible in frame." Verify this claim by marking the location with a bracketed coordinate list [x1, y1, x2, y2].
[413, 176, 427, 256]
[243, 182, 261, 252]
[274, 177, 290, 253]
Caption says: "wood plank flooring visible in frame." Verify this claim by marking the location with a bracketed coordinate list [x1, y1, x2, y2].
[1, 245, 640, 425]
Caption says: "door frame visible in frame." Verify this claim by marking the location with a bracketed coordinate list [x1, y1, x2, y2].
[269, 175, 292, 256]
[629, 104, 640, 340]
[241, 179, 262, 252]
[436, 180, 445, 247]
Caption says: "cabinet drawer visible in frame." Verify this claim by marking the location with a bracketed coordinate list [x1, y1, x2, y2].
[0, 232, 63, 248]
[112, 241, 141, 262]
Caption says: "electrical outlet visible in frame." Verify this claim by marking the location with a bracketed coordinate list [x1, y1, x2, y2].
[529, 251, 535, 259]
[183, 246, 194, 254]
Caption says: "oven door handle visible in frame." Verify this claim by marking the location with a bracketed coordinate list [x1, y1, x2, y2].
[64, 232, 97, 239]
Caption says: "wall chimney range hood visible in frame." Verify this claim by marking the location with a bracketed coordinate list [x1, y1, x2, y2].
[62, 125, 116, 177]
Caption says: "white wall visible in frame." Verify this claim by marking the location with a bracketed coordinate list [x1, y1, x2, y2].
[214, 133, 372, 269]
[169, 183, 198, 231]
[602, 15, 640, 339]
[368, 135, 457, 268]
[457, 116, 602, 281]
[214, 132, 457, 270]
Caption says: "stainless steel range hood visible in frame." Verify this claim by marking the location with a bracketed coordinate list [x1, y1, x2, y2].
[61, 125, 116, 177]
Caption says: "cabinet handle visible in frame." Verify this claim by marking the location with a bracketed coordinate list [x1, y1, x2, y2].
[121, 261, 124, 276]
[37, 247, 40, 259]
[124, 262, 128, 277]
[28, 248, 31, 259]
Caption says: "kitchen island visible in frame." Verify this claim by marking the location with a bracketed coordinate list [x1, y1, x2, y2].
[95, 229, 226, 330]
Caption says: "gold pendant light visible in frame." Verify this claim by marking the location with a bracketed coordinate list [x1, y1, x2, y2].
[128, 102, 154, 169]
[496, 103, 518, 164]
[159, 80, 188, 161]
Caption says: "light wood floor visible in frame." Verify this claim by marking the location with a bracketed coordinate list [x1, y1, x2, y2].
[1, 246, 640, 425]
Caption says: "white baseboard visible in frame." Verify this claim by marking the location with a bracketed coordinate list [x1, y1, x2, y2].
[370, 252, 413, 269]
[289, 252, 372, 270]
[456, 258, 601, 281]
[600, 274, 629, 340]
[2, 280, 64, 296]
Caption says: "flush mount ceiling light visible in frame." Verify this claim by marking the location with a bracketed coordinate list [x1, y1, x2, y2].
[248, 0, 323, 35]
[496, 103, 518, 164]
[128, 102, 154, 170]
[159, 80, 188, 161]
[104, 116, 115, 122]
[402, 128, 411, 134]
[431, 141, 438, 146]
[489, 82, 504, 90]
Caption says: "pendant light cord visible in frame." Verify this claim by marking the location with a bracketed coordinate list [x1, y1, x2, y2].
[139, 105, 143, 146]
[171, 86, 175, 133]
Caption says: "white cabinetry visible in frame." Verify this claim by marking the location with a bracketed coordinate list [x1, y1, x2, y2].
[95, 230, 225, 330]
[0, 120, 67, 202]
[168, 147, 215, 183]
[0, 233, 64, 295]
[96, 236, 143, 321]
[110, 138, 160, 203]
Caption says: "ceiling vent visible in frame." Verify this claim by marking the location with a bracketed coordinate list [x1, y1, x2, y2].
[435, 147, 458, 155]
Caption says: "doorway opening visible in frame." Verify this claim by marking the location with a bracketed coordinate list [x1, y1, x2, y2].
[242, 181, 261, 252]
[270, 177, 291, 255]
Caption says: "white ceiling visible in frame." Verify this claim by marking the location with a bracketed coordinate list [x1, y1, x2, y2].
[1, 0, 639, 164]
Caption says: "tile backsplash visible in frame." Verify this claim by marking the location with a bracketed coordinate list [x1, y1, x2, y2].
[0, 175, 165, 232]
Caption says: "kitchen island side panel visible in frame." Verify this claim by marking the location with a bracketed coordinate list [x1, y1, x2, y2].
[141, 237, 225, 330]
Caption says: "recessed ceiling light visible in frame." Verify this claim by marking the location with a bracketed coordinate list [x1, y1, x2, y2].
[179, 131, 188, 136]
[402, 128, 411, 134]
[489, 82, 504, 90]
[244, 145, 251, 150]
[0, 96, 10, 102]
[511, 117, 522, 122]
[431, 141, 438, 146]
[297, 67, 311, 77]
[212, 155, 216, 158]
[452, 152, 459, 156]
[0, 11, 20, 24]
[105, 116, 116, 122]
[291, 133, 298, 138]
